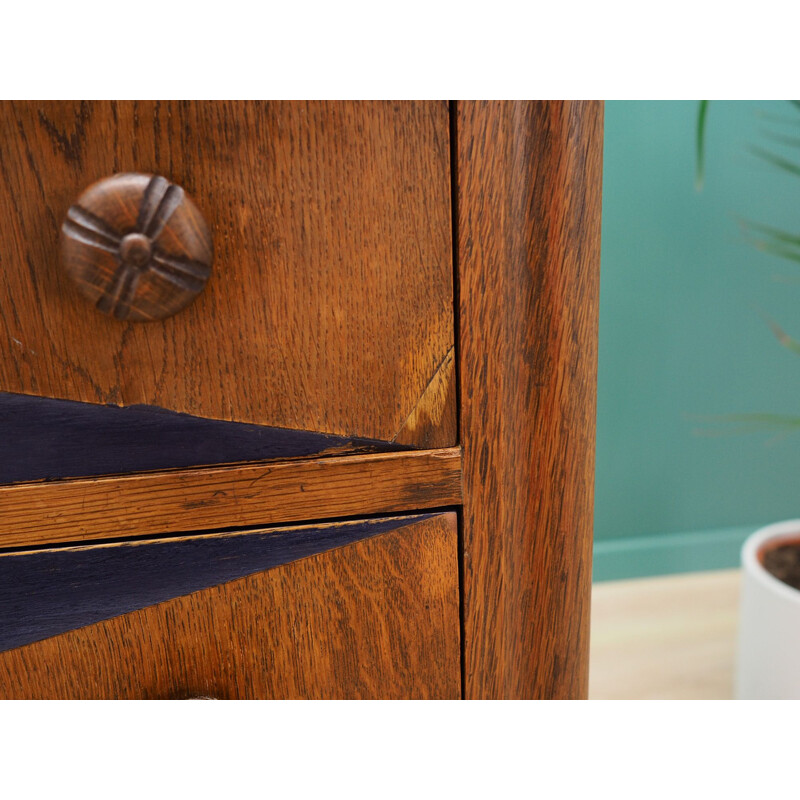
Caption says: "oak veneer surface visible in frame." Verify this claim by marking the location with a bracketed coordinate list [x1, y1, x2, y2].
[0, 515, 431, 652]
[0, 513, 461, 700]
[457, 101, 603, 699]
[0, 101, 455, 446]
[0, 447, 463, 548]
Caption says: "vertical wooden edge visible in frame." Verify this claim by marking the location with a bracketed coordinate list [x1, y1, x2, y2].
[457, 101, 603, 699]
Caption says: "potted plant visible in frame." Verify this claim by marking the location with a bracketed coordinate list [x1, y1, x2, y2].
[737, 520, 800, 698]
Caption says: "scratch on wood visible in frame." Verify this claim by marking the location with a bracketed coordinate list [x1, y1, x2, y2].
[393, 346, 456, 447]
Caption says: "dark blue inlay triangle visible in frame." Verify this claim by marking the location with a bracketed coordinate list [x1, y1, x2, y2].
[0, 514, 431, 653]
[0, 391, 407, 484]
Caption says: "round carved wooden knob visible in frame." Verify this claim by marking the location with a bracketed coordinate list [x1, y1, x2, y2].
[60, 173, 213, 321]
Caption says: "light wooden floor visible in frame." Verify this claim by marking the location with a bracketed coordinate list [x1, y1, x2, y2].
[589, 569, 741, 700]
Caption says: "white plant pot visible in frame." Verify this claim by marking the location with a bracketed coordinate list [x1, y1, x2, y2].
[736, 519, 800, 699]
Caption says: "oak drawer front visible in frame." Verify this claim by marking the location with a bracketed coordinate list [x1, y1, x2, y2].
[0, 101, 455, 448]
[0, 512, 460, 699]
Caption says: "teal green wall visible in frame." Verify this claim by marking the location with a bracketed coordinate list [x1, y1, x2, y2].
[595, 100, 800, 580]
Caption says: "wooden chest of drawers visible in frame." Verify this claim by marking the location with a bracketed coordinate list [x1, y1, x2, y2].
[0, 101, 602, 699]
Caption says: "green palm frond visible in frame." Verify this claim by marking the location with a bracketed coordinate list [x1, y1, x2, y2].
[758, 312, 800, 356]
[748, 239, 800, 266]
[750, 146, 800, 178]
[759, 130, 800, 150]
[689, 413, 800, 438]
[693, 101, 800, 446]
[753, 110, 800, 127]
[739, 218, 800, 249]
[695, 100, 709, 190]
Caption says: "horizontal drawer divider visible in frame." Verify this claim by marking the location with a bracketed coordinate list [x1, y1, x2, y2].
[0, 447, 462, 549]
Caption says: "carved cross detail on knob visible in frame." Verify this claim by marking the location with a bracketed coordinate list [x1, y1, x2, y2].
[61, 173, 213, 321]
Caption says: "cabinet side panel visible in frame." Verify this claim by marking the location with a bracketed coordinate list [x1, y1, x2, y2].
[457, 101, 603, 699]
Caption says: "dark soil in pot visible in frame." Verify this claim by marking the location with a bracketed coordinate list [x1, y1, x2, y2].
[762, 542, 800, 591]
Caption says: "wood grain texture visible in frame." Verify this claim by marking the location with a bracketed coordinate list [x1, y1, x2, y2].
[457, 102, 603, 699]
[0, 513, 460, 699]
[0, 101, 455, 446]
[0, 391, 405, 485]
[0, 447, 462, 548]
[0, 515, 431, 653]
[393, 346, 457, 449]
[61, 173, 213, 321]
